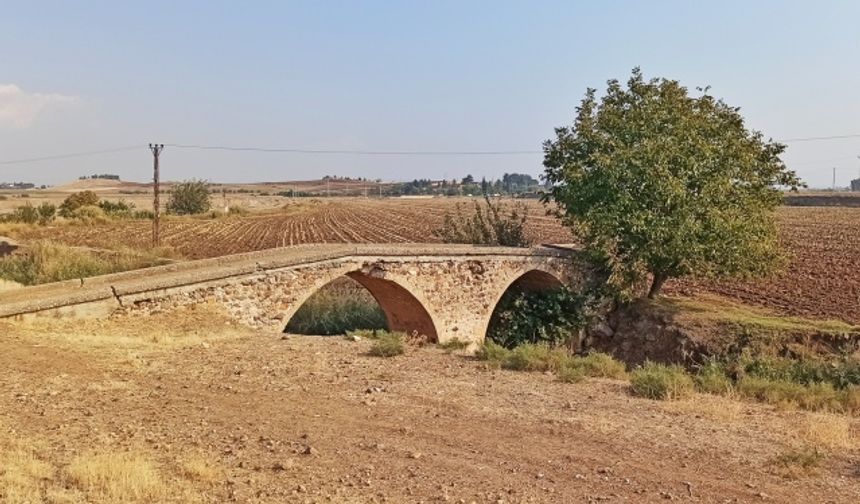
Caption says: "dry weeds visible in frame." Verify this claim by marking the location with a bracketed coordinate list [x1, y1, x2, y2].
[66, 451, 166, 502]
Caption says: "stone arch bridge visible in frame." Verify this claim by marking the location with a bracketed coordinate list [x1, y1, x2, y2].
[0, 244, 585, 344]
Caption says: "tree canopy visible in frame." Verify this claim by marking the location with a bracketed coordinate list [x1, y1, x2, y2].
[542, 69, 802, 298]
[167, 180, 211, 215]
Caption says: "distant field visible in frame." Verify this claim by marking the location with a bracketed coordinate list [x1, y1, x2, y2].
[5, 187, 860, 325]
[9, 197, 570, 256]
[784, 191, 860, 207]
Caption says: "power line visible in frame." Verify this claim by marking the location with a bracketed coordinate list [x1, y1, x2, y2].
[780, 134, 860, 143]
[164, 143, 541, 156]
[0, 145, 142, 165]
[1, 132, 859, 166]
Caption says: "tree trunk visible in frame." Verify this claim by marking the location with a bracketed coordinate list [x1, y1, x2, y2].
[647, 272, 668, 299]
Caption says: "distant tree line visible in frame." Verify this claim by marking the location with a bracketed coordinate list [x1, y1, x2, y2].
[0, 182, 36, 189]
[387, 172, 543, 197]
[78, 174, 121, 180]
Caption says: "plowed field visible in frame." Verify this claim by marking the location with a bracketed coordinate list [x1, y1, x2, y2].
[12, 199, 860, 325]
[15, 198, 571, 257]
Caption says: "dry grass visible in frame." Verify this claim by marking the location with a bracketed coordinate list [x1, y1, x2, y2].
[663, 394, 744, 424]
[797, 413, 858, 451]
[665, 294, 860, 334]
[66, 451, 166, 501]
[5, 303, 254, 355]
[0, 444, 54, 504]
[770, 447, 825, 478]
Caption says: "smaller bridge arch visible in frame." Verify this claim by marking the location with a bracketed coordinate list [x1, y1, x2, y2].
[482, 268, 567, 342]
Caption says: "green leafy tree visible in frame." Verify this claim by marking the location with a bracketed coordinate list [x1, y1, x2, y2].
[543, 69, 802, 298]
[167, 180, 211, 215]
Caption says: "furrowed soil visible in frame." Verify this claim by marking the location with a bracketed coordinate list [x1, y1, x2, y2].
[1, 305, 858, 503]
[8, 200, 860, 324]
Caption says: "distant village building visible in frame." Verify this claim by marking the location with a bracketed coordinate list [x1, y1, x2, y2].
[851, 178, 860, 192]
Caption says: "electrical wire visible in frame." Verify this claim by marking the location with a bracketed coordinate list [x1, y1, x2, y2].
[780, 134, 860, 143]
[163, 143, 542, 155]
[0, 145, 142, 165]
[0, 132, 858, 166]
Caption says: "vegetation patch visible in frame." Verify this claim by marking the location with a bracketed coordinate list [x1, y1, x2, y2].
[0, 241, 177, 285]
[770, 447, 824, 478]
[488, 287, 591, 348]
[630, 362, 695, 400]
[476, 341, 627, 382]
[436, 195, 529, 247]
[66, 451, 166, 501]
[286, 277, 387, 335]
[437, 338, 470, 352]
[168, 180, 211, 215]
[368, 331, 405, 357]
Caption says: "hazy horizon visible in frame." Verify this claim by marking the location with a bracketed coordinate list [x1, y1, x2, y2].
[2, 1, 859, 188]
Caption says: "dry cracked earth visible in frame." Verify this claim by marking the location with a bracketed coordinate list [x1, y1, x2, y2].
[0, 304, 858, 503]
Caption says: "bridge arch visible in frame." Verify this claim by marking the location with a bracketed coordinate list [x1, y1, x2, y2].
[482, 268, 566, 342]
[281, 265, 439, 341]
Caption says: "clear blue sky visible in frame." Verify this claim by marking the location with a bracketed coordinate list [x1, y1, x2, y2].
[1, 0, 859, 187]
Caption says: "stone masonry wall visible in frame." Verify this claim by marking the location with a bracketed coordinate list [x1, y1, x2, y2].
[115, 254, 582, 344]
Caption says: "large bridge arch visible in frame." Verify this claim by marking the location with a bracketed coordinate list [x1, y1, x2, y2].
[275, 262, 441, 341]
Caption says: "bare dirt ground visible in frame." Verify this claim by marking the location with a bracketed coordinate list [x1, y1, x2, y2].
[1, 305, 858, 503]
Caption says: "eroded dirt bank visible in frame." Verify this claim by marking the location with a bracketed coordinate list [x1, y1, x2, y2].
[0, 306, 858, 503]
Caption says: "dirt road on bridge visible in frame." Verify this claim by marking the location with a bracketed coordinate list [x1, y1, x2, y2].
[1, 305, 857, 503]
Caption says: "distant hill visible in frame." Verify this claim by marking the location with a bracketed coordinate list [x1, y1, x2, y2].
[52, 178, 150, 193]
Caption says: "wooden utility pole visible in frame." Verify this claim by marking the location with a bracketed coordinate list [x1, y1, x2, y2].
[149, 143, 164, 246]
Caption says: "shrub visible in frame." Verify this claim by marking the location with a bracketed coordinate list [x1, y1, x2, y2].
[368, 332, 405, 357]
[8, 204, 39, 224]
[69, 205, 108, 224]
[570, 352, 628, 379]
[167, 180, 211, 215]
[98, 199, 135, 218]
[36, 202, 56, 224]
[59, 191, 99, 217]
[695, 360, 735, 395]
[228, 205, 249, 215]
[435, 196, 529, 247]
[557, 365, 587, 383]
[475, 340, 512, 367]
[133, 209, 155, 220]
[630, 362, 695, 400]
[488, 287, 589, 348]
[503, 344, 569, 372]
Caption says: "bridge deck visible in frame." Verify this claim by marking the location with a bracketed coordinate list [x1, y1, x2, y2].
[0, 243, 577, 319]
